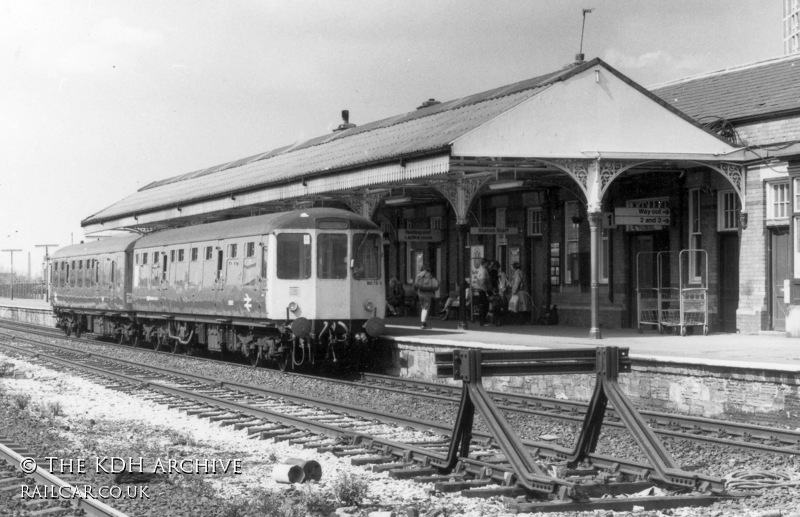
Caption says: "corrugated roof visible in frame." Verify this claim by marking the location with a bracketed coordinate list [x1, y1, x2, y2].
[135, 208, 377, 248]
[52, 234, 141, 259]
[83, 62, 590, 225]
[650, 54, 800, 123]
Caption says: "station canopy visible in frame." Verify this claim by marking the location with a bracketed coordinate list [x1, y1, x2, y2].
[82, 58, 743, 234]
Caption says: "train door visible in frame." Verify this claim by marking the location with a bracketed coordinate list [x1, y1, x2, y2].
[770, 228, 790, 331]
[719, 233, 740, 332]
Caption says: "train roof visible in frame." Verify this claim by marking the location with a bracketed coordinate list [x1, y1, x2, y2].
[135, 208, 378, 248]
[51, 234, 141, 259]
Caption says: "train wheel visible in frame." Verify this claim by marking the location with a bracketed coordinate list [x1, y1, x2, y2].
[277, 353, 289, 372]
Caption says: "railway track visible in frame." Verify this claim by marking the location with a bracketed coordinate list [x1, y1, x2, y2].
[3, 318, 797, 457]
[0, 330, 734, 512]
[0, 438, 130, 517]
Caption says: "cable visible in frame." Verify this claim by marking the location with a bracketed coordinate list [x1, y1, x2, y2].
[724, 469, 800, 491]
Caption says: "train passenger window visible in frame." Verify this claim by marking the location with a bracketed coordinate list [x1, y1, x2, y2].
[246, 242, 255, 258]
[277, 233, 311, 280]
[228, 244, 238, 258]
[317, 234, 348, 280]
[170, 250, 176, 262]
[178, 249, 185, 262]
[152, 252, 158, 264]
[135, 253, 139, 265]
[142, 253, 148, 265]
[66, 263, 70, 286]
[205, 246, 213, 260]
[352, 233, 381, 280]
[191, 248, 198, 261]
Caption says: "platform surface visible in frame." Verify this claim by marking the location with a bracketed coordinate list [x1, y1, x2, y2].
[381, 314, 800, 372]
[2, 297, 797, 372]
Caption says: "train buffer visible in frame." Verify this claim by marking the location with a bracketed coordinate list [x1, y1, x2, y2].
[434, 346, 733, 512]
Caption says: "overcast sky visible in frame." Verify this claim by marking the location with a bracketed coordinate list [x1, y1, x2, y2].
[0, 0, 784, 274]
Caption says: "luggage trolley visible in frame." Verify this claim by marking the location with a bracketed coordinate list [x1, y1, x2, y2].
[659, 249, 709, 336]
[635, 252, 662, 333]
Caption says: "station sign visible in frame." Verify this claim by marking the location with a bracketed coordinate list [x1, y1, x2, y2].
[398, 229, 442, 242]
[614, 207, 671, 226]
[469, 227, 519, 235]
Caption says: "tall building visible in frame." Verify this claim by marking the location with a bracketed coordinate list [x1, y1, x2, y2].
[785, 0, 800, 54]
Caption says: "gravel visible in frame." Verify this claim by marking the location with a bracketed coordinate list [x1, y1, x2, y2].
[1, 329, 799, 516]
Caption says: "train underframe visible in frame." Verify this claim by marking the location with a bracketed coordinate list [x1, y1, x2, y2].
[54, 308, 382, 371]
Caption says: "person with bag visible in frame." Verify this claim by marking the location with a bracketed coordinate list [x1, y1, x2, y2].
[508, 262, 530, 324]
[414, 265, 438, 329]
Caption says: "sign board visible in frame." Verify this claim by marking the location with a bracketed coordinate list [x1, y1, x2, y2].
[470, 227, 519, 235]
[614, 207, 670, 226]
[398, 229, 442, 242]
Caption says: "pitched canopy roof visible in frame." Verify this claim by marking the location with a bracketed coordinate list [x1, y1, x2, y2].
[82, 58, 739, 229]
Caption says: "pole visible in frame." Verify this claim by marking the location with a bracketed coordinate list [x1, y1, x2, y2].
[2, 249, 22, 300]
[36, 244, 60, 301]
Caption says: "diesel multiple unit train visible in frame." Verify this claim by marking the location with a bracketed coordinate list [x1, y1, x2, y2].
[49, 208, 386, 370]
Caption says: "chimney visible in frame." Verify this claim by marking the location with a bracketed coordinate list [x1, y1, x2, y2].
[334, 109, 357, 132]
[417, 98, 441, 110]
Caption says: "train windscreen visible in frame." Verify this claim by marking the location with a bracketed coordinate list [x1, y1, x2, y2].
[352, 233, 381, 280]
[277, 233, 312, 279]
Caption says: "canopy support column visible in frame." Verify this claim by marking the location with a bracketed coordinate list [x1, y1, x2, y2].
[588, 211, 603, 339]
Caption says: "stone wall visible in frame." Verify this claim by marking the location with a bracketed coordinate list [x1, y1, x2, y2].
[391, 343, 800, 427]
[0, 307, 56, 328]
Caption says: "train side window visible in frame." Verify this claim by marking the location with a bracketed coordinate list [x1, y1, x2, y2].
[191, 248, 198, 261]
[170, 250, 176, 262]
[228, 243, 238, 258]
[178, 249, 185, 262]
[152, 251, 158, 264]
[352, 233, 381, 280]
[135, 253, 139, 265]
[205, 246, 213, 260]
[66, 263, 71, 286]
[261, 243, 268, 279]
[246, 242, 255, 258]
[277, 233, 311, 279]
[162, 254, 168, 281]
[142, 252, 148, 265]
[95, 259, 99, 284]
[111, 261, 116, 285]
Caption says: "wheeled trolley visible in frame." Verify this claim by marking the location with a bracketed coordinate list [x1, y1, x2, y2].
[658, 249, 709, 336]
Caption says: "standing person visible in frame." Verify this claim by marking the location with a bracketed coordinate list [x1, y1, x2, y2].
[386, 277, 405, 316]
[439, 280, 471, 321]
[508, 262, 530, 324]
[474, 258, 491, 326]
[414, 265, 438, 329]
[488, 260, 503, 327]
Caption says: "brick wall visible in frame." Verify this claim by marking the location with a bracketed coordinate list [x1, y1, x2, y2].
[738, 166, 769, 333]
[738, 116, 800, 146]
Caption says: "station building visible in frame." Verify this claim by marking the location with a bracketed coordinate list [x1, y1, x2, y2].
[81, 56, 800, 337]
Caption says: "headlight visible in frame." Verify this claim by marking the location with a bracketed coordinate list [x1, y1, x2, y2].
[288, 302, 299, 312]
[363, 301, 375, 312]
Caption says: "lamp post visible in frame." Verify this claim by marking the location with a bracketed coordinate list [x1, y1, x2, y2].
[2, 249, 22, 300]
[36, 244, 60, 301]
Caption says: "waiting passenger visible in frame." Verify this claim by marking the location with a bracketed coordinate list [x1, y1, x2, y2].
[386, 277, 405, 316]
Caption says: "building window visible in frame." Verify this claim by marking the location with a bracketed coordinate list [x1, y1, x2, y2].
[430, 217, 441, 230]
[564, 201, 580, 284]
[768, 181, 790, 221]
[717, 190, 739, 231]
[688, 188, 703, 282]
[527, 208, 543, 236]
[191, 247, 198, 261]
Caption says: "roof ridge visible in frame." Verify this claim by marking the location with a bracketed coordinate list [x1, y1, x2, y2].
[649, 54, 800, 90]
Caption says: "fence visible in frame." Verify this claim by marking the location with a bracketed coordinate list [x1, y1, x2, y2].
[0, 282, 47, 300]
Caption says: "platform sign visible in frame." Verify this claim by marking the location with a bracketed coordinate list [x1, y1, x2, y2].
[469, 227, 519, 235]
[398, 229, 442, 242]
[614, 207, 670, 226]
